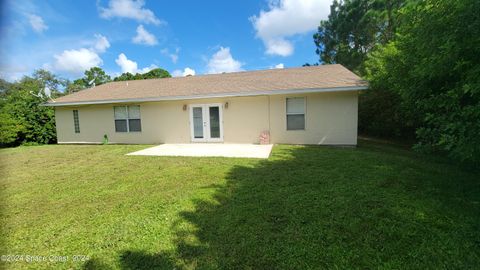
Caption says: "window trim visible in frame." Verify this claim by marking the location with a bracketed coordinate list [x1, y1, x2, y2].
[286, 97, 306, 131]
[73, 109, 80, 133]
[114, 105, 142, 133]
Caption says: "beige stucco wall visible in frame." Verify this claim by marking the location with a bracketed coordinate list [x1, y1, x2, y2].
[55, 91, 358, 145]
[269, 91, 358, 145]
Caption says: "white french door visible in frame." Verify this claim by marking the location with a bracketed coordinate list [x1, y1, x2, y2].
[190, 104, 223, 142]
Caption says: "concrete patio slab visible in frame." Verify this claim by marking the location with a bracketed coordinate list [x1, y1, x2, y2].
[126, 144, 273, 159]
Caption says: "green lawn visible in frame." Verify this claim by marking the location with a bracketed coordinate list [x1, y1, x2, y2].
[0, 142, 479, 269]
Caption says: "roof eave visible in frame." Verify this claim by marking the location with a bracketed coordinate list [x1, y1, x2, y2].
[44, 85, 368, 107]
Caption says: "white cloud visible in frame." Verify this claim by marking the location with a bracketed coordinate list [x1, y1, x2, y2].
[183, 67, 195, 76]
[54, 48, 103, 75]
[99, 0, 162, 25]
[28, 14, 48, 33]
[139, 64, 158, 74]
[273, 63, 284, 69]
[115, 53, 157, 74]
[132, 25, 157, 46]
[51, 34, 111, 75]
[0, 64, 30, 82]
[115, 53, 138, 73]
[207, 47, 243, 74]
[161, 48, 179, 64]
[265, 38, 293, 56]
[172, 67, 195, 77]
[93, 34, 110, 53]
[250, 0, 331, 56]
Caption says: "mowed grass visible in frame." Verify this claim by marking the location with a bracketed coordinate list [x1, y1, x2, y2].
[0, 142, 479, 269]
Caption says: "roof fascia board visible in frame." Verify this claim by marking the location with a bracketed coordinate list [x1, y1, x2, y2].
[45, 86, 368, 107]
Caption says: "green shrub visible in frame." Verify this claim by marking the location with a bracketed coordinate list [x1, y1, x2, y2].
[0, 112, 24, 146]
[365, 0, 480, 163]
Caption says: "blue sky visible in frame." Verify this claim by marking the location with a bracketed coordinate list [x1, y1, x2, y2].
[0, 0, 332, 81]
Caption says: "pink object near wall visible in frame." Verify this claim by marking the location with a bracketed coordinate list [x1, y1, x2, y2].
[259, 131, 270, 145]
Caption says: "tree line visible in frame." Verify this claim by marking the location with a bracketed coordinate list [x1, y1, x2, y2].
[0, 67, 170, 146]
[66, 67, 171, 93]
[312, 0, 479, 164]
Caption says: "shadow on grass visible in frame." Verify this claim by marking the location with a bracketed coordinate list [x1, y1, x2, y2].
[118, 250, 178, 270]
[88, 144, 480, 269]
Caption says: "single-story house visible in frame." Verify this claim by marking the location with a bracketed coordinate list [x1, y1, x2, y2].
[47, 64, 367, 145]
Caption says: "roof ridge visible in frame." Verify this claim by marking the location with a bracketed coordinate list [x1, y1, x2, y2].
[107, 64, 344, 84]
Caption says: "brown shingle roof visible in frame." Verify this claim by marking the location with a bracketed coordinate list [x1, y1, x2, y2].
[50, 64, 367, 106]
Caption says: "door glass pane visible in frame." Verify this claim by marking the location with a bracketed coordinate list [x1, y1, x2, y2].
[193, 107, 204, 138]
[209, 106, 220, 138]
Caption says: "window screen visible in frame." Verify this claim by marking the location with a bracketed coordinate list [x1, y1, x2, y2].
[114, 105, 141, 132]
[286, 97, 305, 130]
[115, 120, 128, 132]
[128, 119, 141, 132]
[73, 110, 80, 133]
[128, 105, 141, 119]
[114, 106, 128, 119]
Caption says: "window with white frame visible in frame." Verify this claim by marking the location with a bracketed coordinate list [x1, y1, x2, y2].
[286, 97, 305, 130]
[114, 105, 141, 132]
[73, 110, 80, 133]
